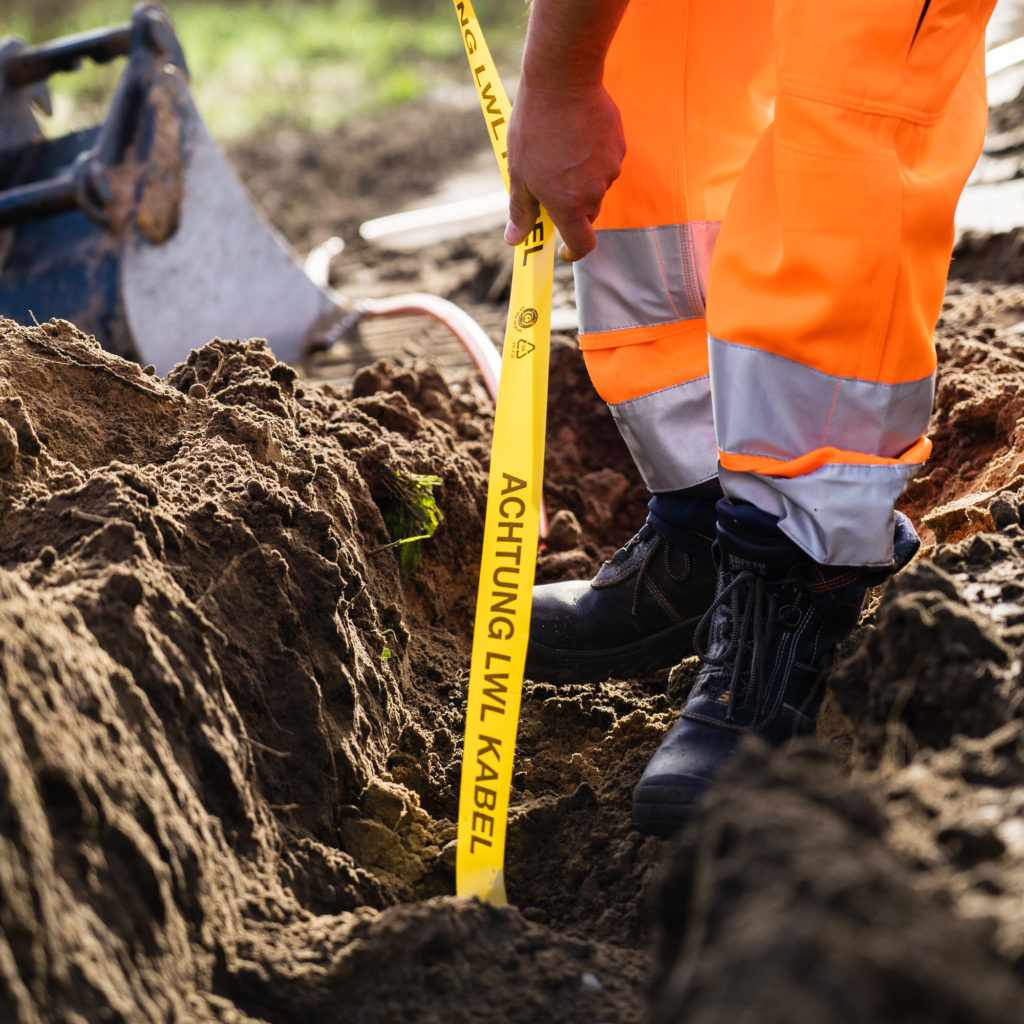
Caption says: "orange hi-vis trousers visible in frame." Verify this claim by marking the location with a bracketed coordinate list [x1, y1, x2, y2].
[576, 0, 995, 565]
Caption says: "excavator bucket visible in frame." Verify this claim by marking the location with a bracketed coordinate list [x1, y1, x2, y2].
[0, 3, 338, 373]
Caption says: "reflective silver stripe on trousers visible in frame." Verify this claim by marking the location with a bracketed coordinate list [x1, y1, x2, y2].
[575, 224, 706, 334]
[609, 376, 719, 492]
[720, 463, 919, 567]
[709, 337, 935, 461]
[710, 337, 935, 566]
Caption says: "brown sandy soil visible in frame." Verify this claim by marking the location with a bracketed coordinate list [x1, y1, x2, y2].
[5, 87, 1024, 1023]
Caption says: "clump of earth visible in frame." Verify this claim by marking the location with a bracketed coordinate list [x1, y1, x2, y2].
[4, 89, 1024, 1023]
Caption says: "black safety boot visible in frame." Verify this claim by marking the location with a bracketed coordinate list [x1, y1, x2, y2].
[631, 508, 920, 837]
[525, 523, 718, 683]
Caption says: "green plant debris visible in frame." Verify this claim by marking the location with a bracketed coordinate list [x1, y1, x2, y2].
[380, 471, 444, 575]
[378, 628, 399, 660]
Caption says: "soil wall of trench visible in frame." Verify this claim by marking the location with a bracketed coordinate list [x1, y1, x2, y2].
[8, 104, 1024, 1022]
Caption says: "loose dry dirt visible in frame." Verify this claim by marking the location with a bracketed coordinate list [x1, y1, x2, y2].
[5, 87, 1024, 1023]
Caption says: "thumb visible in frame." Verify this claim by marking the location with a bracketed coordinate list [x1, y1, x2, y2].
[505, 181, 540, 247]
[504, 220, 527, 245]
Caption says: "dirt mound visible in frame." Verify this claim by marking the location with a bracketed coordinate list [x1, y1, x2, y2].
[899, 281, 1024, 544]
[830, 507, 1024, 762]
[0, 317, 657, 1022]
[648, 743, 1022, 1024]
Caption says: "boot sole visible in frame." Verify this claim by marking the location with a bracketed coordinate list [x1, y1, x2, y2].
[523, 615, 701, 684]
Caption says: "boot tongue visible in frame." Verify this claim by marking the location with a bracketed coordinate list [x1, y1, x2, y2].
[714, 498, 802, 571]
[717, 519, 803, 581]
[724, 550, 769, 574]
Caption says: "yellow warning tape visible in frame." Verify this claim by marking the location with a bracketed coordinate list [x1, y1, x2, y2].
[452, 0, 556, 906]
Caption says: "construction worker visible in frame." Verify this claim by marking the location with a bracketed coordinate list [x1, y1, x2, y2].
[505, 0, 995, 836]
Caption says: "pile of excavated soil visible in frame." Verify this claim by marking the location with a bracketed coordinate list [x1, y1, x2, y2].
[0, 314, 660, 1022]
[6, 90, 1024, 1021]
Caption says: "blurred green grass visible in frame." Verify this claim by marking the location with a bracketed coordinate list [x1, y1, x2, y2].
[4, 0, 527, 139]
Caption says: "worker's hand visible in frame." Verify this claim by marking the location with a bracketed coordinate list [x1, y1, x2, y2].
[504, 81, 625, 262]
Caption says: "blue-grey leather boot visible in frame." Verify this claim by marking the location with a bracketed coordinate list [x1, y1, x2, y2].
[632, 507, 920, 836]
[525, 524, 718, 683]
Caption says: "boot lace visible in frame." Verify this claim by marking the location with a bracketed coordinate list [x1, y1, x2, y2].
[605, 526, 691, 619]
[693, 568, 780, 721]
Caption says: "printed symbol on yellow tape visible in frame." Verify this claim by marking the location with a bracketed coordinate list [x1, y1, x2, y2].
[515, 306, 539, 330]
[512, 339, 535, 359]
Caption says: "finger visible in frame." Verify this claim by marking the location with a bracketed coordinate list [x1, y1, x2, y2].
[553, 218, 596, 262]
